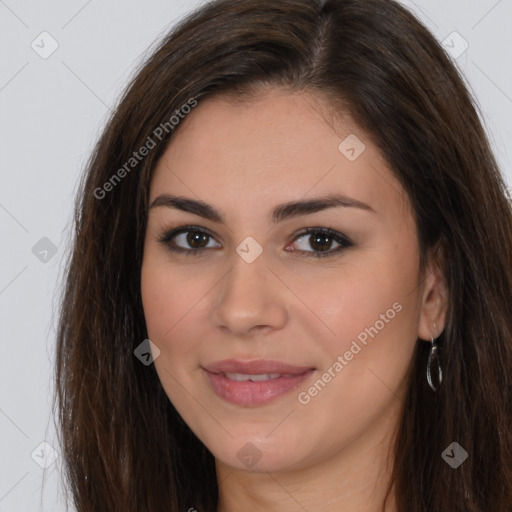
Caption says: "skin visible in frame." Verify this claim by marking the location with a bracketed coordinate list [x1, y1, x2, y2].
[141, 89, 449, 512]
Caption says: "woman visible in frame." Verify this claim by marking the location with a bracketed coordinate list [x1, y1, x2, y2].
[54, 0, 512, 510]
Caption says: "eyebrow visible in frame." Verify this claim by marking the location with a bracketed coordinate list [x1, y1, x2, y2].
[148, 193, 376, 224]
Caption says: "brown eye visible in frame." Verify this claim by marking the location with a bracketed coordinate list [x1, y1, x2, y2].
[288, 228, 353, 258]
[157, 226, 220, 255]
[185, 231, 210, 249]
[309, 233, 335, 252]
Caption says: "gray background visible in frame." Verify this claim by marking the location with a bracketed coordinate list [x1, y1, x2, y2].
[0, 1, 511, 510]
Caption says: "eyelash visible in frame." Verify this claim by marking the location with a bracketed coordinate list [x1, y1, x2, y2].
[156, 225, 354, 259]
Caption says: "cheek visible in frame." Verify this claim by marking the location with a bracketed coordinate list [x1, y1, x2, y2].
[141, 256, 190, 350]
[141, 253, 213, 380]
[291, 260, 420, 440]
[311, 260, 418, 340]
[140, 260, 197, 402]
[302, 245, 421, 391]
[141, 265, 169, 339]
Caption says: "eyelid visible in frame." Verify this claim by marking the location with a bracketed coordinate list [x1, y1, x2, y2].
[293, 227, 352, 246]
[157, 224, 219, 244]
[156, 224, 354, 258]
[288, 227, 353, 258]
[156, 225, 219, 253]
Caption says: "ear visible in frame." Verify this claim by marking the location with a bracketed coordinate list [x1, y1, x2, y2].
[417, 241, 450, 341]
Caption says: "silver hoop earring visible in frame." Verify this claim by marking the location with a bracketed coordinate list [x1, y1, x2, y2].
[426, 335, 442, 392]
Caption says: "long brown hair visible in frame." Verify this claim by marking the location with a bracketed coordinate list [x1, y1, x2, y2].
[54, 0, 512, 510]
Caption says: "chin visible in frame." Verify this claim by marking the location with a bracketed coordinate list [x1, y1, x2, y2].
[208, 431, 315, 473]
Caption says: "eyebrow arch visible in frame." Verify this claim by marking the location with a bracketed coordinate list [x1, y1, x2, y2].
[148, 193, 376, 224]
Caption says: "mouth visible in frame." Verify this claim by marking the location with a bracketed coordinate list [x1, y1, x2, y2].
[202, 359, 316, 407]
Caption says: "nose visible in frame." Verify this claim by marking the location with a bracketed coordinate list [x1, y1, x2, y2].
[211, 249, 289, 337]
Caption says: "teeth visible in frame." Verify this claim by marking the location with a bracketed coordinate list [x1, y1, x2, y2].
[224, 373, 284, 381]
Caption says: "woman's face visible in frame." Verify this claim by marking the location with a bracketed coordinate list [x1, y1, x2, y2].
[141, 89, 446, 473]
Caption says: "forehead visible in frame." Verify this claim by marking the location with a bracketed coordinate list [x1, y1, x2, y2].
[149, 89, 409, 222]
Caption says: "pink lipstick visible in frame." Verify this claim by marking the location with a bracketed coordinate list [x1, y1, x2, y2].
[202, 359, 315, 407]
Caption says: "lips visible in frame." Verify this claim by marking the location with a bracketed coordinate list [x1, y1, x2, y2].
[203, 359, 314, 375]
[202, 359, 315, 407]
